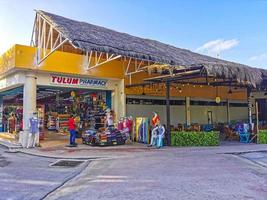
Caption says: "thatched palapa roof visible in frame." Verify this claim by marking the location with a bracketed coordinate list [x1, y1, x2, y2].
[37, 10, 266, 87]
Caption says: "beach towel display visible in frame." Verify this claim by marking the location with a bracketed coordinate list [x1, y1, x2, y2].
[135, 117, 149, 144]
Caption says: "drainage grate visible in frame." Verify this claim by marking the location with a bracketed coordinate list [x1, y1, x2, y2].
[50, 159, 85, 168]
[0, 155, 11, 167]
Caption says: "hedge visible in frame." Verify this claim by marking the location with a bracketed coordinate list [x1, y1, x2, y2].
[257, 131, 267, 144]
[171, 131, 220, 147]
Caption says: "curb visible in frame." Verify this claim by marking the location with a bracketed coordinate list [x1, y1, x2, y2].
[6, 149, 132, 161]
[0, 141, 22, 151]
[6, 149, 107, 160]
[218, 149, 267, 155]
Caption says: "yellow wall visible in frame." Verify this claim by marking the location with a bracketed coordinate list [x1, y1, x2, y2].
[13, 44, 124, 79]
[123, 61, 247, 100]
[0, 45, 16, 74]
[125, 83, 247, 100]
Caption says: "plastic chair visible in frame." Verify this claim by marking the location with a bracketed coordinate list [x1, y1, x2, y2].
[203, 124, 213, 132]
[239, 131, 250, 143]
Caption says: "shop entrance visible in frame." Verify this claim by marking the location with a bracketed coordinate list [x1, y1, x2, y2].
[0, 85, 112, 147]
[37, 86, 112, 147]
[0, 87, 23, 133]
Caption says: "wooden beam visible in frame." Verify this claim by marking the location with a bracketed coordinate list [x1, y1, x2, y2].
[166, 81, 171, 146]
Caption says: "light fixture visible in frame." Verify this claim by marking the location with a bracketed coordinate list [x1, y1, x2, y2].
[45, 88, 61, 92]
[215, 96, 221, 104]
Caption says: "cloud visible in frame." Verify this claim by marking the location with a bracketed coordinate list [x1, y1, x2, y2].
[249, 53, 267, 62]
[196, 39, 239, 55]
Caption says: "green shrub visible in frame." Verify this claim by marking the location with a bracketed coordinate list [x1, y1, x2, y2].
[171, 131, 219, 147]
[257, 131, 267, 144]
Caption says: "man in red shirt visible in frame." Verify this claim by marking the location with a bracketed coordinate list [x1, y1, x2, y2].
[68, 114, 77, 146]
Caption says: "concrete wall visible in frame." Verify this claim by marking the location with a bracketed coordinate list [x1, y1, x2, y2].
[126, 95, 248, 126]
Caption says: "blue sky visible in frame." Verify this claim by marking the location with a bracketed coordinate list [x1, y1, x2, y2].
[0, 0, 267, 68]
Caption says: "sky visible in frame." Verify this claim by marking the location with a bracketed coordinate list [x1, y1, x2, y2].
[0, 0, 267, 68]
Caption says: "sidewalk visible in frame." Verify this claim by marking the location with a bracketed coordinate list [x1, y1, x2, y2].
[2, 133, 267, 160]
[0, 133, 22, 150]
[15, 142, 156, 159]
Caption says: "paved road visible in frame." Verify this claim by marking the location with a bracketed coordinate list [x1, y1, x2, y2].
[1, 145, 267, 200]
[44, 147, 267, 200]
[0, 148, 89, 200]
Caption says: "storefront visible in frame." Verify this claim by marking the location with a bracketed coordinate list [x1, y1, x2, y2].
[0, 67, 125, 146]
[1, 10, 266, 148]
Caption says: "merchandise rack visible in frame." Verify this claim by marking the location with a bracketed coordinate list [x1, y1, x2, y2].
[56, 114, 70, 133]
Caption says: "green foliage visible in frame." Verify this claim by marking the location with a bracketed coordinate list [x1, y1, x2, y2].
[171, 131, 219, 147]
[257, 131, 267, 144]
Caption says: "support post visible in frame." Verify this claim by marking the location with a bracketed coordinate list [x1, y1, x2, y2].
[185, 97, 191, 126]
[166, 81, 171, 146]
[226, 99, 230, 124]
[247, 87, 253, 133]
[255, 101, 259, 134]
[113, 79, 126, 121]
[247, 87, 252, 124]
[22, 73, 37, 147]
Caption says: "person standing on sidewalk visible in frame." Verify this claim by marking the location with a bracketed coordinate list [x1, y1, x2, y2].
[68, 114, 77, 146]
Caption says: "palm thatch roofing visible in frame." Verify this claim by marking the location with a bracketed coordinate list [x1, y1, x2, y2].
[37, 10, 267, 87]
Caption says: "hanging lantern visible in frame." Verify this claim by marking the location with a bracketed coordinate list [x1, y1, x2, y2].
[215, 96, 221, 104]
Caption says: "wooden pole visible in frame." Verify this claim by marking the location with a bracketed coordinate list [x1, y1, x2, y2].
[256, 101, 259, 134]
[226, 99, 230, 125]
[250, 101, 259, 143]
[166, 81, 171, 146]
[185, 97, 191, 126]
[247, 87, 252, 125]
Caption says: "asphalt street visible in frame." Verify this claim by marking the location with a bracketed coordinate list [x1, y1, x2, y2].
[0, 148, 89, 200]
[1, 145, 267, 200]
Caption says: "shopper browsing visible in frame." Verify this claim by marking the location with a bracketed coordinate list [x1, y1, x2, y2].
[68, 114, 77, 147]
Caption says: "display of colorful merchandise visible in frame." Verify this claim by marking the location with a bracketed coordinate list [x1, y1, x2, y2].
[47, 115, 57, 131]
[56, 114, 70, 132]
[82, 128, 127, 146]
[135, 117, 149, 144]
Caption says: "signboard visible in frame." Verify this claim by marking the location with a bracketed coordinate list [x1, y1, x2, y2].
[51, 75, 107, 87]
